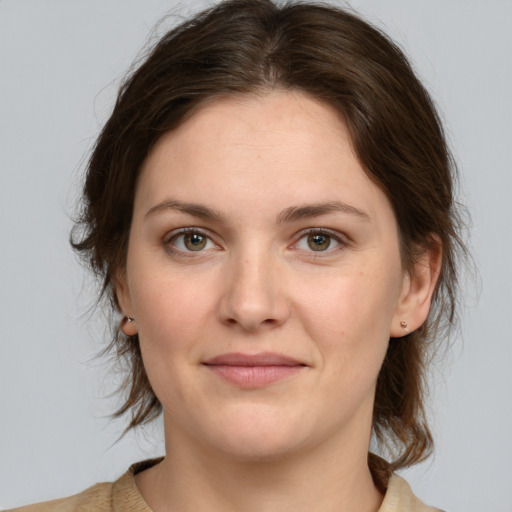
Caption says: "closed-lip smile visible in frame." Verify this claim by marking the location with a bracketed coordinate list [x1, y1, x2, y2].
[203, 352, 307, 388]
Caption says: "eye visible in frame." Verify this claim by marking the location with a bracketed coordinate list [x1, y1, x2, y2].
[294, 230, 342, 252]
[167, 229, 217, 253]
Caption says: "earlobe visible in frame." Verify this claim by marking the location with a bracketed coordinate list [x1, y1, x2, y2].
[390, 238, 442, 337]
[121, 316, 138, 336]
[115, 272, 138, 336]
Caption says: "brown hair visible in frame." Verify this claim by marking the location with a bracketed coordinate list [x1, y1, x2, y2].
[72, 0, 466, 476]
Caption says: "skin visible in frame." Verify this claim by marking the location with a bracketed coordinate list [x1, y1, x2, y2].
[117, 90, 439, 512]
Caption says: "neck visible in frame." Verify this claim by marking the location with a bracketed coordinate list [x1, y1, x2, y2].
[136, 421, 383, 512]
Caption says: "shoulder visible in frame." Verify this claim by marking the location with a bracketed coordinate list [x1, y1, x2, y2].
[5, 458, 160, 512]
[5, 482, 113, 512]
[380, 474, 446, 512]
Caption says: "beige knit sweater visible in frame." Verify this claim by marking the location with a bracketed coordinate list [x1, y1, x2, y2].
[8, 460, 443, 512]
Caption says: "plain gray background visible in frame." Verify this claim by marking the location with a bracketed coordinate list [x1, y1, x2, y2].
[1, 0, 511, 510]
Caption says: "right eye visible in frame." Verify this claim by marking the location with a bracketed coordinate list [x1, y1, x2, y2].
[166, 230, 217, 253]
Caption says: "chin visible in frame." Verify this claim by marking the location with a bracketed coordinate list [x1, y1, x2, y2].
[199, 406, 315, 462]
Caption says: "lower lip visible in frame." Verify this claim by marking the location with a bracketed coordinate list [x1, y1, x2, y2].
[205, 364, 304, 388]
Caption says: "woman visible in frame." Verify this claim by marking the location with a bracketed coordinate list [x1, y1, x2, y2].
[10, 0, 464, 510]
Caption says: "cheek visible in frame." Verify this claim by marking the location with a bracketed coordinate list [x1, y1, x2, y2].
[128, 263, 219, 369]
[130, 271, 219, 411]
[302, 268, 398, 328]
[294, 262, 401, 369]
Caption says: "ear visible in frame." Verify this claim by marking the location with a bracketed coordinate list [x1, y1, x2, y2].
[115, 271, 138, 337]
[390, 237, 442, 337]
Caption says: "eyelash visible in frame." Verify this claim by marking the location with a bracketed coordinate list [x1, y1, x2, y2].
[163, 227, 347, 256]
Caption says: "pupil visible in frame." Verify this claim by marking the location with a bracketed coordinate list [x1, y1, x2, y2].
[308, 233, 330, 251]
[185, 233, 206, 251]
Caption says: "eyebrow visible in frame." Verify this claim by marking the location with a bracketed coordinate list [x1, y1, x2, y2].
[144, 199, 370, 223]
[276, 201, 370, 224]
[145, 199, 226, 222]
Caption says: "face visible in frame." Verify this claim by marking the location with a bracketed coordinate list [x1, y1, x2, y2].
[118, 91, 416, 462]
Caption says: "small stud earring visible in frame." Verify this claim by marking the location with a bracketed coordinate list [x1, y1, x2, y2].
[126, 317, 135, 323]
[400, 320, 410, 334]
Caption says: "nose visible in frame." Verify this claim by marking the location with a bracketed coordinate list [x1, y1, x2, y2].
[218, 249, 290, 332]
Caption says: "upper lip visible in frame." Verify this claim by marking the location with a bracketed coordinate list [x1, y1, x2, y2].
[203, 352, 306, 367]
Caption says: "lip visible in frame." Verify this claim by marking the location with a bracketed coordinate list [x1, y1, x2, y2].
[203, 352, 307, 388]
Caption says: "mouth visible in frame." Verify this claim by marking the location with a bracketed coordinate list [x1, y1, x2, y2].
[202, 352, 307, 388]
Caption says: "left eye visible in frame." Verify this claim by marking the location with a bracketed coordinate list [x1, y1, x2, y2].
[295, 231, 341, 252]
[169, 231, 216, 252]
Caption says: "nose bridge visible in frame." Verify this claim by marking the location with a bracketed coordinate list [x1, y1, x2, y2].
[219, 238, 288, 330]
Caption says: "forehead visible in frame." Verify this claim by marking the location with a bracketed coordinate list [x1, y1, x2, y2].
[135, 91, 394, 227]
